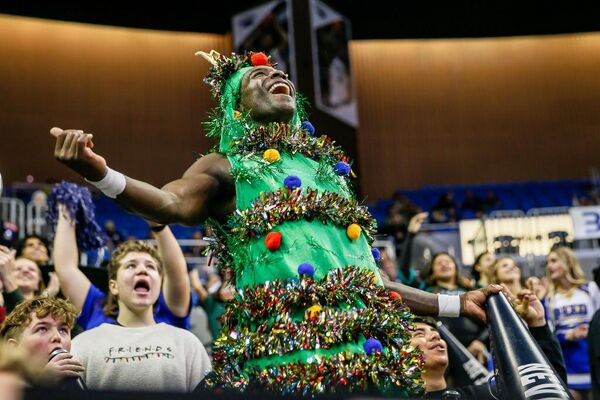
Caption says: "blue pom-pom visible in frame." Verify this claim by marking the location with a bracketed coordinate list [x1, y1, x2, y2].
[364, 338, 383, 355]
[284, 175, 302, 190]
[333, 162, 351, 176]
[46, 181, 108, 251]
[297, 263, 315, 277]
[301, 121, 315, 136]
[371, 248, 381, 263]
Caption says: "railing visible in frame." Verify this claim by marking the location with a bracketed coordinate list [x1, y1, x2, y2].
[0, 197, 26, 239]
[26, 203, 48, 236]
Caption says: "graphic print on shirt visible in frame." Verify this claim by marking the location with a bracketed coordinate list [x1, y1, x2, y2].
[105, 345, 174, 363]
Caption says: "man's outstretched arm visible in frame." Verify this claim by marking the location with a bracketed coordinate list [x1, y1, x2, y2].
[383, 277, 502, 322]
[51, 127, 227, 225]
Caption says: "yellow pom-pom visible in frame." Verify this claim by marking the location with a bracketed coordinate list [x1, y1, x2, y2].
[346, 223, 361, 240]
[307, 305, 322, 319]
[233, 110, 242, 119]
[263, 148, 281, 163]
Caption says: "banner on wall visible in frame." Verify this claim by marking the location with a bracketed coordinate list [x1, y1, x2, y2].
[232, 0, 297, 84]
[570, 206, 600, 239]
[309, 0, 358, 127]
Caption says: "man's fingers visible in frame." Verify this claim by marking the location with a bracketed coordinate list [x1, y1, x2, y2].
[482, 284, 502, 297]
[84, 133, 94, 148]
[59, 131, 78, 158]
[472, 307, 487, 323]
[59, 370, 83, 378]
[50, 127, 63, 138]
[75, 133, 94, 157]
[51, 353, 72, 362]
[61, 359, 84, 369]
[69, 131, 83, 157]
[54, 131, 67, 155]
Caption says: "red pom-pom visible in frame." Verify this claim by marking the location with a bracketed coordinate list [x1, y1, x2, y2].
[251, 52, 270, 66]
[265, 231, 282, 251]
[389, 291, 402, 301]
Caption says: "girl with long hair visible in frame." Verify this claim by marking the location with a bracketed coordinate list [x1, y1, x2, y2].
[544, 247, 600, 400]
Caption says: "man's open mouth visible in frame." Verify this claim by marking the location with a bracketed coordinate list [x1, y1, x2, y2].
[268, 82, 292, 96]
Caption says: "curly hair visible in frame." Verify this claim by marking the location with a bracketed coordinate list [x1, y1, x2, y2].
[103, 240, 164, 318]
[0, 296, 77, 341]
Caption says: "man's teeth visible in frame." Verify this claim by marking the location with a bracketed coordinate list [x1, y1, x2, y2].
[269, 83, 290, 95]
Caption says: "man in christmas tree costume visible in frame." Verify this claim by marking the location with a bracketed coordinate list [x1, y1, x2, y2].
[50, 51, 500, 395]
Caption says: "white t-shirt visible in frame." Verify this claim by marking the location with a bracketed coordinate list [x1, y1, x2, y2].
[71, 322, 211, 392]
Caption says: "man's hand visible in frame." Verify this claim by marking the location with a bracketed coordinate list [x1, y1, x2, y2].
[51, 127, 107, 181]
[0, 246, 17, 292]
[467, 339, 488, 364]
[407, 212, 428, 234]
[526, 276, 547, 301]
[566, 325, 589, 341]
[43, 272, 61, 298]
[514, 289, 546, 328]
[460, 284, 503, 322]
[44, 352, 85, 381]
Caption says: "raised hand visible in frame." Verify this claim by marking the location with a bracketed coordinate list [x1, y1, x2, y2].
[526, 276, 547, 300]
[407, 212, 428, 234]
[50, 127, 107, 181]
[514, 289, 546, 328]
[467, 339, 488, 364]
[44, 272, 61, 298]
[0, 246, 18, 292]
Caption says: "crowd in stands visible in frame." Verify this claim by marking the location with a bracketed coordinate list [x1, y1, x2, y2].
[0, 191, 599, 399]
[380, 210, 600, 399]
[371, 179, 600, 228]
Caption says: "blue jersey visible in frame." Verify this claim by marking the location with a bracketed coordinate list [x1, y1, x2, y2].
[545, 281, 600, 390]
[77, 284, 191, 331]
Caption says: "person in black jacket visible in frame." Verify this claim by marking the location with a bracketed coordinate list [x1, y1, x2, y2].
[410, 290, 567, 399]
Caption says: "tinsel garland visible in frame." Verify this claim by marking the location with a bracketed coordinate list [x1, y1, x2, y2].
[228, 122, 351, 166]
[46, 181, 107, 251]
[206, 347, 424, 396]
[221, 266, 392, 326]
[229, 187, 377, 243]
[204, 52, 253, 98]
[229, 157, 285, 184]
[214, 303, 414, 364]
[316, 157, 343, 185]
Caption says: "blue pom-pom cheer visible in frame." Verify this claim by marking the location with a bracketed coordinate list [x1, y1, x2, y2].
[46, 181, 108, 251]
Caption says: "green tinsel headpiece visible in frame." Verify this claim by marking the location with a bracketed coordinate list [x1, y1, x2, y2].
[197, 50, 306, 153]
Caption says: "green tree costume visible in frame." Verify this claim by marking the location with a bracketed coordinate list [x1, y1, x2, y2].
[201, 51, 423, 395]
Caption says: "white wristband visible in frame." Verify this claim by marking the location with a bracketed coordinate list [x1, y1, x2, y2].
[438, 294, 461, 317]
[85, 167, 126, 199]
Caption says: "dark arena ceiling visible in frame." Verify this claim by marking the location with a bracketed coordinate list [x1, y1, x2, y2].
[1, 1, 600, 39]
